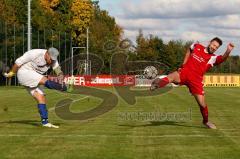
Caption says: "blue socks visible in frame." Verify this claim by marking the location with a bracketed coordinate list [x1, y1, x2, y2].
[40, 80, 67, 124]
[44, 80, 67, 91]
[38, 104, 48, 124]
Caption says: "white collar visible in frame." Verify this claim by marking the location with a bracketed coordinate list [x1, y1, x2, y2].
[204, 48, 209, 54]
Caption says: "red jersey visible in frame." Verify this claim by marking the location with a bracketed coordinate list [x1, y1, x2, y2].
[182, 43, 224, 78]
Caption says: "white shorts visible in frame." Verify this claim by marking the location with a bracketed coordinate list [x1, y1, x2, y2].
[17, 68, 43, 88]
[26, 86, 45, 96]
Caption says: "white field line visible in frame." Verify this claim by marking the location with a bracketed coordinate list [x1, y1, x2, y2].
[0, 134, 240, 138]
[48, 96, 89, 112]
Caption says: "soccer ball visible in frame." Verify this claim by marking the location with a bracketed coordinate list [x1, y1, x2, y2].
[143, 66, 158, 79]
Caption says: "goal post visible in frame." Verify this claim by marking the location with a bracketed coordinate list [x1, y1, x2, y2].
[71, 47, 91, 75]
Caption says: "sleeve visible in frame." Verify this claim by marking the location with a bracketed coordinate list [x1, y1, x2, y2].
[189, 41, 199, 53]
[15, 50, 39, 66]
[207, 55, 224, 67]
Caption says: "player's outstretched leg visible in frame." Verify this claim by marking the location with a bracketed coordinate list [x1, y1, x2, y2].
[44, 80, 67, 91]
[150, 71, 180, 91]
[194, 95, 217, 129]
[39, 76, 67, 92]
[32, 90, 59, 128]
[150, 76, 170, 91]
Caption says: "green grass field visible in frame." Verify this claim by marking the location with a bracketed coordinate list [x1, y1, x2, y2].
[1, 86, 240, 159]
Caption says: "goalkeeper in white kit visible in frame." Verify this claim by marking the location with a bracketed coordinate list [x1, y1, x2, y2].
[4, 48, 67, 128]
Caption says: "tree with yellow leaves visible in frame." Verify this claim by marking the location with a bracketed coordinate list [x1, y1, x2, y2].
[40, 0, 60, 13]
[70, 0, 93, 45]
[37, 0, 93, 46]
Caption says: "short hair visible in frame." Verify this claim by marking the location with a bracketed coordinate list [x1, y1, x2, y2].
[210, 37, 223, 46]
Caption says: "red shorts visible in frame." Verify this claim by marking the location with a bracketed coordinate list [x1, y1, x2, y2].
[178, 68, 204, 95]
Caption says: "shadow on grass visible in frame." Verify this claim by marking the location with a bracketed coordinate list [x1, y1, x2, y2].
[0, 120, 41, 127]
[118, 121, 203, 129]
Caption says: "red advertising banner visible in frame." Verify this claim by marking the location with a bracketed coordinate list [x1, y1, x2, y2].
[48, 75, 135, 87]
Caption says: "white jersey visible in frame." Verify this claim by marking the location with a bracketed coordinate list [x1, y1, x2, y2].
[15, 49, 59, 88]
[15, 49, 59, 74]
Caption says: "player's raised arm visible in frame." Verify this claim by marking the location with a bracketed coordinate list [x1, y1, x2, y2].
[222, 43, 235, 61]
[213, 43, 235, 66]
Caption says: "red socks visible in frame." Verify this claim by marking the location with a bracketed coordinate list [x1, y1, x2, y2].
[159, 77, 170, 88]
[200, 106, 208, 124]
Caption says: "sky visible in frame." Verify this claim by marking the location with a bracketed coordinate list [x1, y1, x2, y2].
[99, 0, 240, 55]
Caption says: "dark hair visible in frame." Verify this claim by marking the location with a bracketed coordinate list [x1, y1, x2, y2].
[211, 37, 223, 46]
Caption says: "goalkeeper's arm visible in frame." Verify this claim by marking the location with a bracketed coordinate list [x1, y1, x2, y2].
[4, 50, 37, 78]
[4, 64, 20, 78]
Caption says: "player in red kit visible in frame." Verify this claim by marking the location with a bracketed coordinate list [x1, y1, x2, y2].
[150, 37, 235, 129]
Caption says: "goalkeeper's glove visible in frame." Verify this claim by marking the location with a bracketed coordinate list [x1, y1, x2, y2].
[4, 71, 15, 78]
[54, 66, 65, 84]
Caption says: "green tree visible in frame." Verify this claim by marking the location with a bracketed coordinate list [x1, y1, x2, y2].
[88, 4, 123, 73]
